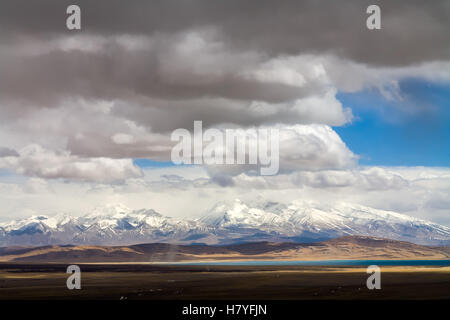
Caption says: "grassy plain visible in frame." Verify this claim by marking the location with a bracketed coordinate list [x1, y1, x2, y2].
[0, 263, 448, 300]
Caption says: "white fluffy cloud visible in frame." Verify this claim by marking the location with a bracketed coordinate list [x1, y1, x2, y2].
[0, 144, 143, 183]
[204, 124, 357, 185]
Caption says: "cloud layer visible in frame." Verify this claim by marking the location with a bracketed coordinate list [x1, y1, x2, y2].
[0, 1, 448, 225]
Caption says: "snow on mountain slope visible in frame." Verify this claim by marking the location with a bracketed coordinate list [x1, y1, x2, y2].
[201, 199, 450, 245]
[0, 200, 449, 246]
[0, 204, 210, 246]
[202, 200, 287, 229]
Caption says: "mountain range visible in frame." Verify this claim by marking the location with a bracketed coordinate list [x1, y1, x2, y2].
[0, 236, 449, 263]
[0, 200, 449, 246]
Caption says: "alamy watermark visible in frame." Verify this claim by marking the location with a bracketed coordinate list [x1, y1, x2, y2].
[366, 265, 381, 290]
[366, 5, 381, 30]
[66, 5, 81, 30]
[171, 121, 280, 175]
[66, 265, 81, 290]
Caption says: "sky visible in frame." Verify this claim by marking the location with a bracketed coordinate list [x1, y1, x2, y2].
[335, 79, 450, 166]
[0, 0, 449, 226]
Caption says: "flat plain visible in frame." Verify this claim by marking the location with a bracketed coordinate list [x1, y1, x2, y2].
[0, 263, 449, 300]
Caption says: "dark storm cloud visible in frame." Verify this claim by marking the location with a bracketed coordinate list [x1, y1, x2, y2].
[0, 45, 322, 106]
[0, 0, 449, 65]
[0, 147, 19, 157]
[0, 0, 449, 108]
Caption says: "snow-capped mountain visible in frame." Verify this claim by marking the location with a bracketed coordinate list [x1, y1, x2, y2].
[203, 199, 450, 245]
[73, 204, 210, 245]
[0, 204, 211, 246]
[0, 200, 449, 246]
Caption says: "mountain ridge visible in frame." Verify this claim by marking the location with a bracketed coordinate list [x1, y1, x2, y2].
[0, 236, 448, 263]
[1, 200, 449, 246]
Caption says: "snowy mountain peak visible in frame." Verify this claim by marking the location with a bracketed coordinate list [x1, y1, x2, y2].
[0, 200, 449, 246]
[201, 199, 270, 227]
[79, 205, 169, 231]
[200, 199, 450, 245]
[0, 215, 49, 231]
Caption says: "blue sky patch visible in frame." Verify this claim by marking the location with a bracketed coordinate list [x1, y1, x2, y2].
[133, 159, 175, 168]
[335, 79, 450, 166]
